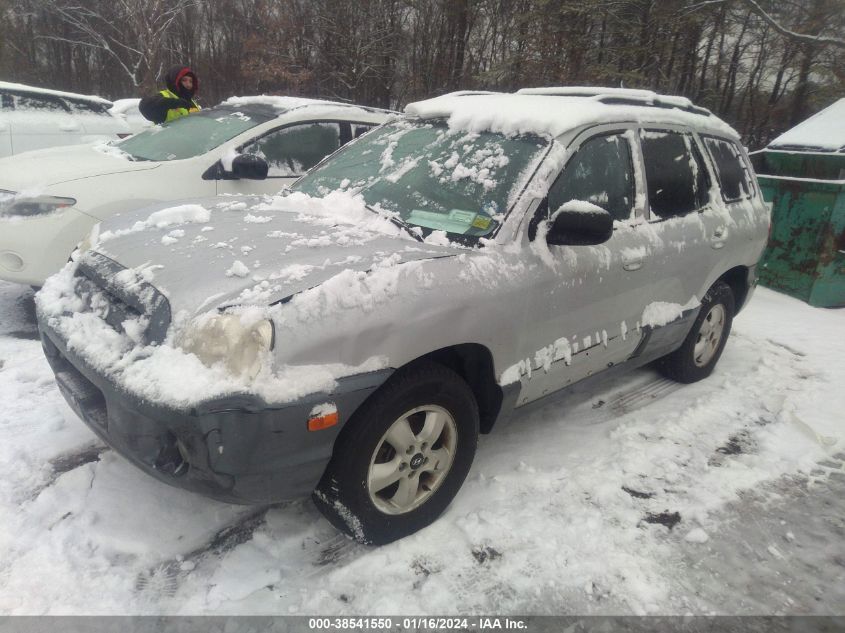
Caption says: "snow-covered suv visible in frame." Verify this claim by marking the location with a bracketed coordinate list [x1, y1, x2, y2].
[36, 88, 769, 545]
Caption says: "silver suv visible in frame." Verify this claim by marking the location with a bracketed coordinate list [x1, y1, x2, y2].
[37, 88, 769, 544]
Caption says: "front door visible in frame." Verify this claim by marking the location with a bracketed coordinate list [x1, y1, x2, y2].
[512, 129, 657, 405]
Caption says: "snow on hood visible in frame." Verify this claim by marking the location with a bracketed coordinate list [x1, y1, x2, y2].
[36, 190, 461, 407]
[0, 143, 158, 189]
[85, 191, 459, 318]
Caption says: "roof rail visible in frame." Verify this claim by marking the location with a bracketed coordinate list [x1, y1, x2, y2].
[516, 86, 712, 117]
[441, 90, 502, 98]
[517, 87, 657, 100]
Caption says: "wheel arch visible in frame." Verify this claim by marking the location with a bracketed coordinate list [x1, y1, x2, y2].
[716, 266, 750, 315]
[411, 343, 503, 435]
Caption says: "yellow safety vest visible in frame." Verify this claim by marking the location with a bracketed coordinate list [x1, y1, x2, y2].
[161, 89, 200, 122]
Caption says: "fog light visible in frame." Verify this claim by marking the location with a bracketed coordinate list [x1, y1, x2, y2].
[0, 251, 24, 272]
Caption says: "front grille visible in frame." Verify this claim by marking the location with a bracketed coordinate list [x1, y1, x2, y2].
[75, 252, 172, 345]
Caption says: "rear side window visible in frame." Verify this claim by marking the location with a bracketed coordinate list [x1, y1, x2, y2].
[353, 124, 375, 138]
[1, 92, 12, 110]
[548, 132, 635, 222]
[641, 130, 709, 219]
[703, 136, 753, 201]
[65, 98, 110, 115]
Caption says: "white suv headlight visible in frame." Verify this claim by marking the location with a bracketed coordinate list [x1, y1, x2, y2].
[180, 314, 275, 379]
[0, 191, 76, 218]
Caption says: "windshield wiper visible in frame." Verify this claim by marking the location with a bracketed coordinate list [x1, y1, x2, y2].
[363, 203, 424, 242]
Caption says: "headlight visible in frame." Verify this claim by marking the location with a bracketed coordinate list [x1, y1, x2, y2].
[180, 314, 275, 379]
[0, 191, 76, 218]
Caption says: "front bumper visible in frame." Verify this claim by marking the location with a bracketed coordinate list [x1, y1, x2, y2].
[39, 321, 392, 505]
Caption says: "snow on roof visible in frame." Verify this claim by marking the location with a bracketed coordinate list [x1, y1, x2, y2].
[405, 90, 737, 139]
[221, 95, 395, 116]
[768, 98, 845, 152]
[517, 86, 697, 111]
[0, 80, 112, 105]
[108, 98, 141, 115]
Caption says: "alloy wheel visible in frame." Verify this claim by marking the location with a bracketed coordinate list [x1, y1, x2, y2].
[367, 404, 457, 515]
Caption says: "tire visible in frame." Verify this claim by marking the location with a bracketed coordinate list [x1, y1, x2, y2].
[313, 362, 479, 545]
[657, 281, 735, 384]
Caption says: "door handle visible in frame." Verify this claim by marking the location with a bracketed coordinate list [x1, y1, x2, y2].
[623, 258, 643, 271]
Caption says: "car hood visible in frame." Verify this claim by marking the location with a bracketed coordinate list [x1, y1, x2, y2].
[0, 143, 160, 189]
[86, 193, 462, 318]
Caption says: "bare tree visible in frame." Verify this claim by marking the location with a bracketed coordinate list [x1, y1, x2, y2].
[34, 0, 199, 90]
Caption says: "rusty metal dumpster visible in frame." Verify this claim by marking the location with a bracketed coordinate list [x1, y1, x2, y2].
[750, 121, 845, 308]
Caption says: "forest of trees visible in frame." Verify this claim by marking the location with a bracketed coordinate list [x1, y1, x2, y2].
[1, 0, 843, 148]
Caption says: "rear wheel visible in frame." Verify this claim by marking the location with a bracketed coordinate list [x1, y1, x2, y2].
[657, 281, 735, 383]
[313, 362, 479, 545]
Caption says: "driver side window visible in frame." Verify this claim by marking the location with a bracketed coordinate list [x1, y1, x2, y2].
[549, 133, 635, 222]
[530, 132, 634, 240]
[241, 122, 341, 177]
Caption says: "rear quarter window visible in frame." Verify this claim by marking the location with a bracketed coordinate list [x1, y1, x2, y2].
[703, 136, 754, 202]
[65, 98, 111, 115]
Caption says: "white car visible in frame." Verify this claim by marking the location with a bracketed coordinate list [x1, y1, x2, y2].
[0, 96, 392, 285]
[107, 98, 152, 135]
[0, 80, 131, 157]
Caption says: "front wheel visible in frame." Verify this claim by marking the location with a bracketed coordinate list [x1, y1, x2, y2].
[657, 281, 735, 384]
[313, 362, 479, 545]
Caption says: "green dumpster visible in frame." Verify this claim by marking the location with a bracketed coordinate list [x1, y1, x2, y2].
[751, 150, 845, 308]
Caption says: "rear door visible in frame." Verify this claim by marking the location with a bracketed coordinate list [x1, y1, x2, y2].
[700, 134, 763, 265]
[634, 127, 716, 340]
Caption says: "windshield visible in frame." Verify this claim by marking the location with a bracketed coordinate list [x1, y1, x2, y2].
[293, 120, 549, 238]
[116, 109, 271, 161]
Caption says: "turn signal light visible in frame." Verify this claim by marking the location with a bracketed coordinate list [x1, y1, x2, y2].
[308, 411, 338, 432]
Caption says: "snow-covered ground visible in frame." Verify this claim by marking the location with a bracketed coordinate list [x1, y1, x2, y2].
[0, 281, 843, 615]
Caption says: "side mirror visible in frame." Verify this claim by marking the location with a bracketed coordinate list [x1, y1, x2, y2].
[230, 154, 269, 180]
[545, 201, 613, 246]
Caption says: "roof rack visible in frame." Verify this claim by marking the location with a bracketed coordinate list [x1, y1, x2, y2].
[515, 86, 712, 117]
